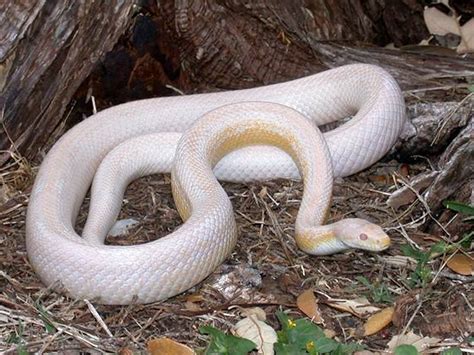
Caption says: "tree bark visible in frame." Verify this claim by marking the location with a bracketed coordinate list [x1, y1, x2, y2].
[0, 1, 133, 163]
[1, 0, 473, 165]
[152, 0, 473, 91]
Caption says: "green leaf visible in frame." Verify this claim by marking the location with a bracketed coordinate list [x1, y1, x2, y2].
[429, 241, 449, 256]
[441, 347, 463, 355]
[276, 311, 325, 347]
[275, 311, 362, 354]
[356, 276, 393, 304]
[468, 84, 474, 93]
[314, 337, 339, 353]
[200, 326, 256, 355]
[444, 200, 474, 216]
[394, 344, 419, 355]
[274, 342, 308, 355]
[401, 244, 427, 263]
[356, 276, 371, 288]
[333, 342, 365, 354]
[459, 231, 474, 249]
[7, 320, 24, 344]
[35, 303, 56, 334]
[6, 321, 28, 355]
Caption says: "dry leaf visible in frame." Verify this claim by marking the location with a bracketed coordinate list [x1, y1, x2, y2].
[327, 297, 380, 317]
[147, 338, 195, 355]
[323, 329, 336, 338]
[368, 175, 389, 184]
[423, 6, 474, 53]
[184, 301, 202, 312]
[240, 307, 267, 321]
[363, 307, 394, 336]
[387, 331, 440, 352]
[234, 315, 277, 355]
[400, 164, 410, 178]
[184, 294, 204, 311]
[186, 294, 205, 302]
[446, 254, 474, 275]
[119, 347, 135, 355]
[297, 289, 323, 324]
[258, 186, 268, 199]
[458, 18, 474, 53]
[423, 7, 460, 36]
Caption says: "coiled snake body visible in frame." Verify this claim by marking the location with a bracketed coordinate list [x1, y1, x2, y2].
[26, 64, 406, 304]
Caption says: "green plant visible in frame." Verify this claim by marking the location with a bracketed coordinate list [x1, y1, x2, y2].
[401, 200, 473, 288]
[6, 320, 28, 355]
[275, 311, 363, 354]
[35, 302, 56, 334]
[401, 241, 449, 288]
[199, 325, 256, 355]
[441, 347, 463, 355]
[199, 312, 364, 355]
[444, 200, 474, 248]
[356, 276, 393, 304]
[444, 200, 474, 217]
[394, 344, 418, 355]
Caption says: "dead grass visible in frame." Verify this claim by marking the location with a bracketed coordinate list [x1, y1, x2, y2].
[1, 155, 472, 353]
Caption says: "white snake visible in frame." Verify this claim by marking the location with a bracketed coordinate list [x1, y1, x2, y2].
[26, 64, 406, 304]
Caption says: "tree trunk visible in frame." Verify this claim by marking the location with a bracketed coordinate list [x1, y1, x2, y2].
[1, 0, 472, 166]
[0, 1, 133, 163]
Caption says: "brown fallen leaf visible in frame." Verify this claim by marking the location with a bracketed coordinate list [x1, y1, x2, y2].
[297, 289, 323, 324]
[399, 164, 410, 178]
[364, 307, 394, 336]
[185, 294, 205, 303]
[184, 301, 202, 312]
[368, 175, 389, 184]
[446, 254, 474, 275]
[147, 338, 195, 355]
[183, 293, 204, 312]
[119, 347, 135, 355]
[327, 297, 380, 318]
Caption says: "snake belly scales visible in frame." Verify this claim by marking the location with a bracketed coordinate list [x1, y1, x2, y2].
[26, 64, 406, 304]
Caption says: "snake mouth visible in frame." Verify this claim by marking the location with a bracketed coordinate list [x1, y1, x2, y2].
[346, 235, 391, 252]
[374, 236, 391, 251]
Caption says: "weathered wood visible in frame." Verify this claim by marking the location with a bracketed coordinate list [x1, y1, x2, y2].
[152, 0, 474, 91]
[395, 101, 473, 158]
[0, 1, 133, 163]
[387, 99, 473, 235]
[1, 0, 473, 166]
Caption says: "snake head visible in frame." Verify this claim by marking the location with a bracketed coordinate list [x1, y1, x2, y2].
[335, 218, 391, 252]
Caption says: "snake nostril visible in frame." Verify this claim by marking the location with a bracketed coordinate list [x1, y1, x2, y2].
[359, 233, 368, 241]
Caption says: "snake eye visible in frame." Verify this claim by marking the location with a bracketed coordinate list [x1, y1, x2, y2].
[359, 233, 368, 241]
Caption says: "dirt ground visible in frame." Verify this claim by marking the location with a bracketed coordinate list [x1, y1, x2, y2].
[0, 92, 472, 353]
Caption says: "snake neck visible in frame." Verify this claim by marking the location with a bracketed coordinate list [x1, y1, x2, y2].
[295, 224, 350, 255]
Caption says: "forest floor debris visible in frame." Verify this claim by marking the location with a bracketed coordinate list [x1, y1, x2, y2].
[0, 92, 472, 354]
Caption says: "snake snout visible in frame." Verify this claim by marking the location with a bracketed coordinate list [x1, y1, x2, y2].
[358, 223, 391, 251]
[374, 233, 391, 251]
